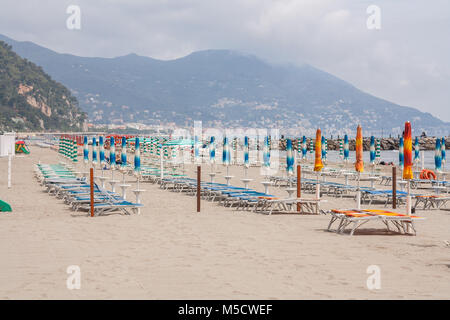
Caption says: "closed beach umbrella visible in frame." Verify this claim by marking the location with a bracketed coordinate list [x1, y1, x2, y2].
[134, 137, 141, 173]
[414, 137, 420, 163]
[222, 137, 231, 166]
[99, 136, 105, 165]
[110, 136, 116, 168]
[194, 134, 200, 163]
[403, 122, 413, 180]
[83, 136, 89, 164]
[314, 129, 323, 172]
[355, 125, 364, 173]
[441, 137, 446, 166]
[309, 138, 314, 154]
[344, 134, 349, 162]
[321, 136, 326, 160]
[263, 136, 270, 168]
[244, 136, 249, 167]
[302, 136, 307, 159]
[370, 136, 376, 164]
[121, 136, 127, 168]
[435, 138, 442, 172]
[209, 136, 215, 164]
[92, 137, 97, 164]
[376, 138, 381, 161]
[399, 137, 404, 169]
[286, 138, 294, 175]
[339, 138, 343, 159]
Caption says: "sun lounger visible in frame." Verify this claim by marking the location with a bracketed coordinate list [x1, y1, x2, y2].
[324, 209, 425, 235]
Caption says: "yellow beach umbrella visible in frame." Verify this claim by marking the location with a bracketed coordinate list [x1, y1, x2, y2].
[355, 125, 364, 173]
[403, 121, 413, 180]
[314, 129, 324, 172]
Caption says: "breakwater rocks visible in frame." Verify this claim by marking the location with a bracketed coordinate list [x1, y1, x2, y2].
[280, 137, 449, 151]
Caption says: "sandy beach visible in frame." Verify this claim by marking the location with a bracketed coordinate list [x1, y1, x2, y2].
[0, 146, 449, 300]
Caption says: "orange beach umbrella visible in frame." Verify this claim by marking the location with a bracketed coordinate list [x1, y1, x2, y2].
[355, 125, 364, 173]
[314, 129, 324, 172]
[403, 121, 413, 180]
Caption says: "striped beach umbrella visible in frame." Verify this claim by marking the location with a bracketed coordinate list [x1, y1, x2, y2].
[71, 139, 78, 163]
[441, 137, 446, 166]
[222, 137, 231, 166]
[309, 138, 314, 154]
[314, 129, 323, 172]
[99, 136, 105, 165]
[286, 139, 294, 175]
[355, 125, 364, 173]
[263, 136, 270, 168]
[403, 122, 413, 180]
[110, 136, 116, 168]
[92, 137, 97, 165]
[414, 137, 420, 163]
[121, 136, 127, 168]
[399, 137, 404, 169]
[83, 136, 89, 164]
[134, 137, 141, 173]
[321, 135, 326, 160]
[376, 138, 381, 161]
[297, 138, 302, 156]
[344, 134, 349, 162]
[302, 136, 307, 159]
[370, 136, 376, 164]
[244, 136, 249, 167]
[209, 136, 215, 164]
[435, 138, 442, 172]
[339, 138, 343, 159]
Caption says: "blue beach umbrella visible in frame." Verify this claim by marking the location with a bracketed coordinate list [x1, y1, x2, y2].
[435, 138, 442, 172]
[302, 136, 307, 159]
[83, 136, 88, 164]
[209, 136, 215, 164]
[99, 136, 105, 166]
[263, 136, 270, 168]
[414, 137, 420, 162]
[121, 136, 127, 168]
[222, 137, 230, 166]
[92, 137, 97, 164]
[370, 136, 376, 164]
[344, 135, 349, 162]
[244, 136, 249, 167]
[134, 137, 141, 173]
[399, 137, 404, 169]
[321, 136, 326, 160]
[110, 136, 116, 168]
[194, 135, 200, 163]
[286, 139, 294, 175]
[441, 137, 446, 166]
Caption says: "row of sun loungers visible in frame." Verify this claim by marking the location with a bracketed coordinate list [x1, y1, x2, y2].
[34, 163, 143, 216]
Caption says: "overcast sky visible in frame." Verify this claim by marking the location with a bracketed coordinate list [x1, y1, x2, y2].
[1, 0, 449, 121]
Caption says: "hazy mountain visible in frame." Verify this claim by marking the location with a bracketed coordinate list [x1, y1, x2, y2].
[0, 40, 86, 132]
[1, 33, 448, 135]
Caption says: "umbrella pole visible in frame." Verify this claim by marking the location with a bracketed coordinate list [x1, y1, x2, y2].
[356, 172, 361, 210]
[315, 172, 320, 200]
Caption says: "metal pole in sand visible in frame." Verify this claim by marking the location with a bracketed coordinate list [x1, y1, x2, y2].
[356, 172, 361, 210]
[90, 167, 94, 217]
[8, 152, 12, 188]
[197, 165, 201, 212]
[297, 164, 301, 212]
[392, 166, 397, 209]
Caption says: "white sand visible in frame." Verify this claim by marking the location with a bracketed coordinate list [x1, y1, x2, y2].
[0, 146, 449, 299]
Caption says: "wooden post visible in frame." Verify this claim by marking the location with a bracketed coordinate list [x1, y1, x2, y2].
[392, 166, 397, 209]
[90, 167, 94, 217]
[197, 165, 201, 212]
[296, 164, 301, 212]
